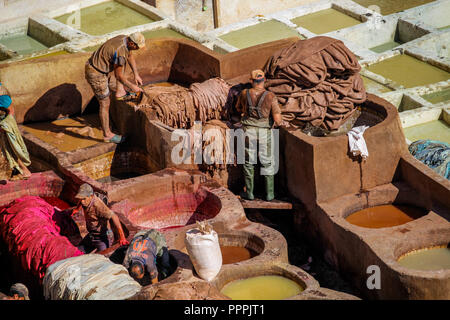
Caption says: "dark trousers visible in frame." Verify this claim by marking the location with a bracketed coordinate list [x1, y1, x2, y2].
[78, 233, 110, 253]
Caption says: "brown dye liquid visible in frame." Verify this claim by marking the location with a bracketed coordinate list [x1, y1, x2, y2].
[221, 246, 256, 264]
[346, 204, 426, 228]
[22, 114, 104, 152]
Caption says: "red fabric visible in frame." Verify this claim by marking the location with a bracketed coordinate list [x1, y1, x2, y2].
[0, 196, 83, 282]
[42, 197, 71, 211]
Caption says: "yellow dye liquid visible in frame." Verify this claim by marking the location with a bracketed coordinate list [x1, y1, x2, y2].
[291, 8, 361, 34]
[403, 120, 450, 144]
[25, 50, 69, 60]
[370, 40, 402, 53]
[0, 34, 48, 55]
[220, 20, 302, 49]
[83, 44, 101, 52]
[352, 0, 435, 15]
[421, 87, 450, 104]
[221, 275, 303, 300]
[143, 28, 190, 40]
[366, 55, 450, 88]
[22, 114, 105, 152]
[398, 247, 450, 271]
[55, 1, 155, 36]
[362, 76, 393, 94]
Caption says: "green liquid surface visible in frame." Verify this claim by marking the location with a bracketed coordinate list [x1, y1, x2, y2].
[362, 76, 393, 94]
[291, 8, 361, 34]
[55, 1, 155, 36]
[221, 275, 303, 300]
[220, 20, 302, 49]
[398, 247, 450, 271]
[352, 0, 435, 15]
[404, 120, 450, 144]
[421, 87, 450, 104]
[366, 55, 450, 88]
[0, 34, 48, 55]
[370, 40, 402, 53]
[143, 28, 190, 40]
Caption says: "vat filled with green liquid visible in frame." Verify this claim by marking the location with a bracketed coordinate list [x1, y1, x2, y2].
[55, 1, 156, 36]
[0, 34, 48, 55]
[291, 8, 361, 34]
[404, 120, 450, 144]
[421, 88, 450, 104]
[143, 28, 190, 40]
[370, 40, 402, 53]
[352, 0, 436, 15]
[220, 275, 304, 300]
[219, 20, 302, 49]
[398, 246, 450, 271]
[366, 55, 450, 88]
[362, 76, 393, 94]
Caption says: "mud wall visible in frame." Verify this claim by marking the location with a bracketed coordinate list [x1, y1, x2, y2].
[281, 94, 409, 209]
[0, 52, 92, 124]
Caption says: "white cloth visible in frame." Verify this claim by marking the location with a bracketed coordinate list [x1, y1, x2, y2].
[347, 125, 369, 160]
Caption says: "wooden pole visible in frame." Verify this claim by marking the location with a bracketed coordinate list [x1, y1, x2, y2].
[212, 0, 219, 28]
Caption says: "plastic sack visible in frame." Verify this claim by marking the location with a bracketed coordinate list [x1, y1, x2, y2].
[184, 222, 222, 281]
[43, 254, 141, 300]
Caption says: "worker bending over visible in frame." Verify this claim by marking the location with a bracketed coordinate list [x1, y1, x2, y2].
[85, 32, 145, 144]
[236, 70, 283, 201]
[123, 229, 171, 285]
[73, 183, 129, 252]
[0, 283, 29, 300]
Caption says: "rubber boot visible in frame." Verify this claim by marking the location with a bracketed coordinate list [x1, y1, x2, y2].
[264, 175, 275, 201]
[241, 164, 255, 200]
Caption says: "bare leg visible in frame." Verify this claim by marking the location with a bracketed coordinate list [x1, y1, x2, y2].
[17, 159, 31, 178]
[99, 97, 114, 140]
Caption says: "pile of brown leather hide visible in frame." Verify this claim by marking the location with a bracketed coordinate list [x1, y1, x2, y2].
[138, 78, 231, 129]
[264, 36, 367, 131]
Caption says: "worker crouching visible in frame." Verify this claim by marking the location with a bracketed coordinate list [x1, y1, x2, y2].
[236, 70, 284, 201]
[123, 229, 171, 285]
[73, 183, 129, 252]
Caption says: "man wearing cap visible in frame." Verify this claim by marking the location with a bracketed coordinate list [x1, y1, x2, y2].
[0, 82, 32, 180]
[235, 70, 283, 201]
[123, 229, 171, 285]
[85, 32, 146, 144]
[0, 283, 30, 300]
[73, 183, 129, 252]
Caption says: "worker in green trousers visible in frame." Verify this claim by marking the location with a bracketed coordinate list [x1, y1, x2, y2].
[235, 70, 283, 201]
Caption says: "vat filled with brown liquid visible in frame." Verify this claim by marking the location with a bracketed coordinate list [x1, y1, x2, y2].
[345, 204, 427, 228]
[220, 246, 257, 264]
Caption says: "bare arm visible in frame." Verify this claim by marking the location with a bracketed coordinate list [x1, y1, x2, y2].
[127, 52, 142, 85]
[271, 96, 283, 127]
[110, 213, 129, 245]
[273, 113, 283, 127]
[114, 65, 142, 93]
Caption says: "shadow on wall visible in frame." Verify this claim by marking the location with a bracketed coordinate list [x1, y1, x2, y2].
[24, 83, 82, 123]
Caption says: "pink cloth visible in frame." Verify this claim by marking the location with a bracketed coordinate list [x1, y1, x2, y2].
[0, 196, 83, 282]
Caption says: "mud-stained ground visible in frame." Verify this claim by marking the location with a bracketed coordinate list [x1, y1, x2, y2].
[246, 208, 361, 298]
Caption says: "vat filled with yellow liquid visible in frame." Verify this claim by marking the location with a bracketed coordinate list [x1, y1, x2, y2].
[220, 275, 303, 300]
[398, 246, 450, 271]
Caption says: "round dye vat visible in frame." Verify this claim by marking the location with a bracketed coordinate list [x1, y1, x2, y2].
[398, 246, 450, 271]
[220, 275, 303, 300]
[220, 246, 257, 264]
[345, 204, 426, 228]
